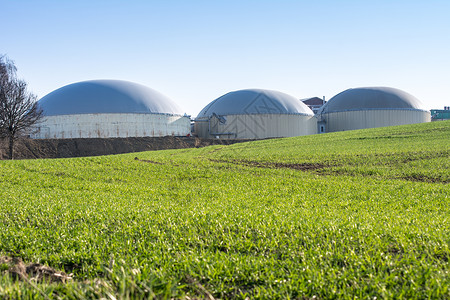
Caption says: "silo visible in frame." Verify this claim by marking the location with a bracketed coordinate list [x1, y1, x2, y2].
[316, 87, 431, 133]
[34, 80, 190, 139]
[194, 89, 315, 139]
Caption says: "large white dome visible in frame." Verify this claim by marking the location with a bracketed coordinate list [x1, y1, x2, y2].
[316, 87, 430, 133]
[318, 87, 428, 114]
[194, 89, 316, 140]
[197, 89, 313, 118]
[33, 80, 190, 139]
[38, 80, 184, 116]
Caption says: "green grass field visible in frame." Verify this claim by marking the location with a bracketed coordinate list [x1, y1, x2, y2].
[0, 121, 449, 299]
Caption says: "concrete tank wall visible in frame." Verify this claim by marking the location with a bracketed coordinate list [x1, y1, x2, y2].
[194, 114, 316, 139]
[33, 113, 191, 139]
[318, 109, 431, 133]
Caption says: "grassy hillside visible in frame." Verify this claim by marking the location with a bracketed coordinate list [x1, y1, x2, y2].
[0, 121, 449, 299]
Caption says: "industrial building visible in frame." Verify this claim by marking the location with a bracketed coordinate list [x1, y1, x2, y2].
[33, 81, 432, 140]
[34, 80, 190, 139]
[431, 107, 450, 121]
[301, 97, 327, 114]
[316, 87, 431, 133]
[194, 89, 315, 139]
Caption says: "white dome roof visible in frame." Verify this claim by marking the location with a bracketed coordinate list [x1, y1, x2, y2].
[197, 89, 313, 118]
[38, 80, 184, 116]
[318, 87, 428, 114]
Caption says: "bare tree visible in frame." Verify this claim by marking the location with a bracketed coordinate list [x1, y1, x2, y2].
[0, 55, 43, 159]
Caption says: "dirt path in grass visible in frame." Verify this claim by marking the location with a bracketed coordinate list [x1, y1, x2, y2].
[209, 159, 328, 171]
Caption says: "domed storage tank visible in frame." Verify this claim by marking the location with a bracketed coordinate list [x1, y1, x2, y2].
[34, 80, 190, 139]
[194, 89, 315, 139]
[316, 87, 431, 133]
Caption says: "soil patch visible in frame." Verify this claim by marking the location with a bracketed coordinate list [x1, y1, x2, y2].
[0, 256, 72, 283]
[400, 174, 448, 184]
[134, 157, 163, 164]
[210, 159, 328, 171]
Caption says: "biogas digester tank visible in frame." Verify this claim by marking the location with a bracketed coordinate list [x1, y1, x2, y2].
[195, 89, 315, 139]
[35, 80, 190, 139]
[316, 87, 431, 133]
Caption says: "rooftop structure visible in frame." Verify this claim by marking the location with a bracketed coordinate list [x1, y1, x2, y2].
[301, 97, 326, 114]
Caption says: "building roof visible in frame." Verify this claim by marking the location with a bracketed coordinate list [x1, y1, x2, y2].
[197, 89, 313, 118]
[38, 80, 184, 116]
[301, 97, 326, 106]
[318, 87, 428, 114]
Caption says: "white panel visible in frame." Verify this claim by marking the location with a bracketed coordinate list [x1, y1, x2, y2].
[323, 110, 431, 132]
[32, 113, 191, 139]
[195, 114, 316, 139]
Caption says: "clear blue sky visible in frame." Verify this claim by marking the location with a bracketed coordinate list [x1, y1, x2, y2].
[3, 0, 450, 116]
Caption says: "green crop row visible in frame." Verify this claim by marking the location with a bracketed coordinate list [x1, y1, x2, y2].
[0, 121, 448, 299]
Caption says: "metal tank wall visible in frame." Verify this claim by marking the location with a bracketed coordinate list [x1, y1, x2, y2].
[318, 109, 431, 133]
[33, 113, 191, 139]
[194, 114, 317, 139]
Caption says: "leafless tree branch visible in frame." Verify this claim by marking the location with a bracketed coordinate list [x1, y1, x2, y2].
[0, 55, 43, 159]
